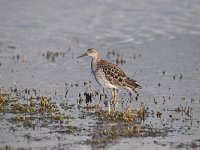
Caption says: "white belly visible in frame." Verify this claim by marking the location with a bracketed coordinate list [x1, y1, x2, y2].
[93, 69, 117, 89]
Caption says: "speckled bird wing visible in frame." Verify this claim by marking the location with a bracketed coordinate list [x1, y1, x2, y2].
[97, 60, 127, 86]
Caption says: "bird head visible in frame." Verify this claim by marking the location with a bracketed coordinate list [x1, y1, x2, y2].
[77, 48, 99, 59]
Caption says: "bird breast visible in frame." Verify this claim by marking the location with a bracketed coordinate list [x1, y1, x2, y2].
[93, 68, 117, 89]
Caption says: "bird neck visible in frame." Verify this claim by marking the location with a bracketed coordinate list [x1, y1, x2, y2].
[92, 55, 100, 63]
[91, 55, 100, 71]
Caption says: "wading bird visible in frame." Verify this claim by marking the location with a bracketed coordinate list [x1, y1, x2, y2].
[78, 48, 141, 113]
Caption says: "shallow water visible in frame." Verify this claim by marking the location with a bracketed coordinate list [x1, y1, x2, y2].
[0, 0, 200, 149]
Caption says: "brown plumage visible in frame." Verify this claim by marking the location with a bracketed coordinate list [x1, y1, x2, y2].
[78, 48, 141, 113]
[97, 60, 141, 92]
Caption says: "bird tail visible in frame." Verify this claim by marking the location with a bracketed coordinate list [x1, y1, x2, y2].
[125, 77, 141, 93]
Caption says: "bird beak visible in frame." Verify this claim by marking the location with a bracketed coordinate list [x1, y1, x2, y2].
[77, 52, 87, 58]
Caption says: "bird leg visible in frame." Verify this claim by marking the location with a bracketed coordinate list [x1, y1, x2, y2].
[107, 89, 113, 114]
[112, 89, 117, 112]
[108, 98, 111, 114]
[107, 89, 117, 114]
[108, 89, 114, 114]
